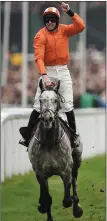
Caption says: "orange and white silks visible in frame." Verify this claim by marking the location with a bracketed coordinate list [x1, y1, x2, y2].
[33, 13, 85, 75]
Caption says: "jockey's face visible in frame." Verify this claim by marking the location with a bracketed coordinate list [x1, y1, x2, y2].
[45, 18, 57, 31]
[44, 14, 59, 31]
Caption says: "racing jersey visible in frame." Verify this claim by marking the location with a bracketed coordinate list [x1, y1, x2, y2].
[33, 13, 85, 75]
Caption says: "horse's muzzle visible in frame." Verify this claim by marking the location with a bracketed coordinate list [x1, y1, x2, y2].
[41, 109, 56, 125]
[43, 117, 54, 129]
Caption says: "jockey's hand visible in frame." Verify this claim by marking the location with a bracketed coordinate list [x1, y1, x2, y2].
[42, 74, 52, 88]
[61, 2, 70, 12]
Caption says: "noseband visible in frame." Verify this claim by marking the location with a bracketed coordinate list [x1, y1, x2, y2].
[41, 108, 57, 122]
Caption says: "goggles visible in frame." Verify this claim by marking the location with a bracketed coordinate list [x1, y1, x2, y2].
[45, 17, 57, 23]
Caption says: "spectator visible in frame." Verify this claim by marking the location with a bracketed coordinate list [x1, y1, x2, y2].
[1, 47, 106, 108]
[1, 84, 21, 105]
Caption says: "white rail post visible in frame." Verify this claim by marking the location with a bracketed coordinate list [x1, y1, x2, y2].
[2, 2, 11, 86]
[79, 2, 87, 94]
[22, 2, 29, 107]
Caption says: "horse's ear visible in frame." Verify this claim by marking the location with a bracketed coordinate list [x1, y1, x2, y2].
[53, 80, 60, 92]
[57, 80, 60, 91]
[39, 79, 44, 91]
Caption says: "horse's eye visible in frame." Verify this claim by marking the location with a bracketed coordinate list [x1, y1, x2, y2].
[54, 99, 57, 103]
[40, 99, 47, 103]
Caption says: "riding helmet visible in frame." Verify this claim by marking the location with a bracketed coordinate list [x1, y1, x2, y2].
[43, 7, 60, 30]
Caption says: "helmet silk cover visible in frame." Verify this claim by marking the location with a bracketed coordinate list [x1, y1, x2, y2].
[43, 7, 60, 31]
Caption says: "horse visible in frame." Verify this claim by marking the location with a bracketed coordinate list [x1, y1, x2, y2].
[28, 78, 83, 221]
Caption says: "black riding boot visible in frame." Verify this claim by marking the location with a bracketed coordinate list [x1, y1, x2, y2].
[65, 110, 79, 148]
[19, 109, 40, 147]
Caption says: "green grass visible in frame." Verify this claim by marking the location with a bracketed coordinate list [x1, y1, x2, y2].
[2, 155, 106, 221]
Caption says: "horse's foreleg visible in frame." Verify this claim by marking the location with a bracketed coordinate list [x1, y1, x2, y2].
[36, 174, 53, 221]
[72, 147, 83, 218]
[61, 174, 73, 208]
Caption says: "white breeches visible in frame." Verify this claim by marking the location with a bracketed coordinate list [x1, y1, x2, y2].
[33, 65, 74, 113]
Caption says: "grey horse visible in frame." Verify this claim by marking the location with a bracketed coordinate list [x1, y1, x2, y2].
[28, 79, 83, 221]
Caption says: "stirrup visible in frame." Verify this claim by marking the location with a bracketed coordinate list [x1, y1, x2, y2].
[19, 139, 28, 147]
[74, 133, 79, 139]
[73, 134, 80, 148]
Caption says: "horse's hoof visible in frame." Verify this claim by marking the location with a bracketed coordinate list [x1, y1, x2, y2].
[73, 203, 83, 218]
[38, 204, 47, 214]
[63, 196, 73, 208]
[47, 217, 53, 221]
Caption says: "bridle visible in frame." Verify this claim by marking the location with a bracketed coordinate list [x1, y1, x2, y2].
[39, 87, 65, 119]
[33, 86, 66, 145]
[34, 108, 65, 145]
[39, 88, 61, 122]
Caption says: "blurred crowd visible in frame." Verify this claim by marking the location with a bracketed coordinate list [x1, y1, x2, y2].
[69, 46, 106, 108]
[1, 46, 106, 109]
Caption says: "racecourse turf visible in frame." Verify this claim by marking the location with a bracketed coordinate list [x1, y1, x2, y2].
[2, 155, 105, 221]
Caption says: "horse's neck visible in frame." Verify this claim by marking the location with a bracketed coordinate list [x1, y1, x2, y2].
[40, 118, 60, 145]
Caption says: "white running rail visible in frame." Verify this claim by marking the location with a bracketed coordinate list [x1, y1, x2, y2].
[1, 108, 105, 182]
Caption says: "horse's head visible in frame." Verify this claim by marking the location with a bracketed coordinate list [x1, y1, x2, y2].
[39, 78, 60, 129]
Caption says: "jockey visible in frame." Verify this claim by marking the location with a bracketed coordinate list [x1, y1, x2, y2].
[19, 2, 85, 148]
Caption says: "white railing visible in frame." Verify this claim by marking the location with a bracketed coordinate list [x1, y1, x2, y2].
[1, 108, 105, 182]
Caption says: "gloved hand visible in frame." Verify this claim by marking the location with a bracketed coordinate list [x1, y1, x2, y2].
[61, 2, 70, 12]
[60, 2, 74, 17]
[42, 74, 52, 88]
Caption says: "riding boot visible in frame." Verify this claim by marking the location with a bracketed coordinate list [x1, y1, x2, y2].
[19, 109, 40, 147]
[65, 110, 80, 148]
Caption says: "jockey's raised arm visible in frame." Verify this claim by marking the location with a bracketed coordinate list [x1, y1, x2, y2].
[63, 13, 85, 37]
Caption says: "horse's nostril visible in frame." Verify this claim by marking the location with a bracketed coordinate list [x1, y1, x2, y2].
[49, 117, 53, 121]
[42, 117, 44, 121]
